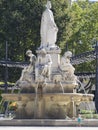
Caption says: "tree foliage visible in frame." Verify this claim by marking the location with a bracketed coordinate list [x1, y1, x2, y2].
[0, 0, 98, 82]
[62, 1, 98, 72]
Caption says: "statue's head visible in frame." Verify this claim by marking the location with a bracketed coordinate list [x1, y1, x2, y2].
[26, 50, 32, 56]
[46, 1, 51, 9]
[64, 51, 72, 58]
[41, 48, 46, 54]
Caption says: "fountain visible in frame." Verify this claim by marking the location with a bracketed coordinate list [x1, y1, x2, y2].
[0, 0, 94, 123]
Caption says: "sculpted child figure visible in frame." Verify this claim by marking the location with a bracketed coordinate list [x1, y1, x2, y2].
[35, 49, 52, 82]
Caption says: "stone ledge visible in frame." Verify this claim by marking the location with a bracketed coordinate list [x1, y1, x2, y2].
[0, 119, 98, 127]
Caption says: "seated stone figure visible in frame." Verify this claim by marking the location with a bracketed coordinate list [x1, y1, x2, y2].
[35, 49, 52, 82]
[26, 49, 36, 73]
[59, 51, 77, 82]
[19, 50, 36, 81]
[14, 50, 36, 89]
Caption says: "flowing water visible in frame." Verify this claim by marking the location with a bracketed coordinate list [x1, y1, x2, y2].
[0, 99, 5, 114]
[0, 100, 10, 117]
[4, 101, 10, 117]
[33, 83, 39, 118]
[60, 82, 64, 93]
[77, 80, 94, 118]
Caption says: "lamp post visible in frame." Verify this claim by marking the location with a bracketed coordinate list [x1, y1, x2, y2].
[4, 41, 8, 92]
[66, 42, 68, 51]
[95, 41, 98, 113]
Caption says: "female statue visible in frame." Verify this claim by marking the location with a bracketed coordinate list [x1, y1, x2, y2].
[40, 1, 58, 48]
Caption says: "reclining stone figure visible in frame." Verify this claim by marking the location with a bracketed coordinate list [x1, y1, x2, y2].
[59, 51, 77, 82]
[12, 50, 36, 92]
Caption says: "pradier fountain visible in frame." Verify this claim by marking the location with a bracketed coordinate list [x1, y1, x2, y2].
[1, 1, 94, 120]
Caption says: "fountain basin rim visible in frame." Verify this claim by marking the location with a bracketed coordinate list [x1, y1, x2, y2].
[1, 93, 94, 96]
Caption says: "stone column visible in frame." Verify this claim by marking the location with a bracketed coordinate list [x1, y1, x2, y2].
[69, 97, 75, 118]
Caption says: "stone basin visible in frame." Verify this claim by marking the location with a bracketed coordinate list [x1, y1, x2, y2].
[1, 93, 94, 119]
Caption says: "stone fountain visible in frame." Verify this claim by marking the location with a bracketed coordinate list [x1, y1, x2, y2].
[1, 1, 94, 120]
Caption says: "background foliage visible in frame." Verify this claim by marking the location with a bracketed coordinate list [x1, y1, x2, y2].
[0, 0, 98, 83]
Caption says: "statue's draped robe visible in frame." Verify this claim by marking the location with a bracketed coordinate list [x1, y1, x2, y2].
[40, 8, 58, 47]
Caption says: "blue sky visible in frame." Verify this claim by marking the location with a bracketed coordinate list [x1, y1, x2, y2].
[89, 0, 98, 1]
[73, 0, 98, 1]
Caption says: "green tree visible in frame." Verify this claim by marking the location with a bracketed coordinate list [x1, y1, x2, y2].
[62, 1, 98, 72]
[0, 0, 98, 83]
[0, 0, 69, 82]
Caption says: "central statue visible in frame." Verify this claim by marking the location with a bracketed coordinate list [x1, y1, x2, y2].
[40, 0, 58, 48]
